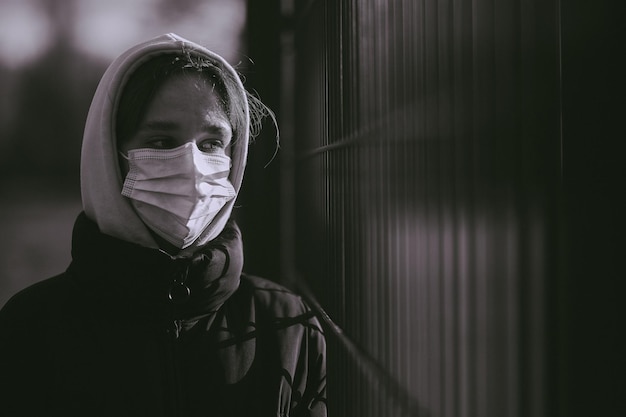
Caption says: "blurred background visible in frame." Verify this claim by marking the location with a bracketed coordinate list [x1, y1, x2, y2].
[0, 0, 249, 304]
[0, 0, 623, 416]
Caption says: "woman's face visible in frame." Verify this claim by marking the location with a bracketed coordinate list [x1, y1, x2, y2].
[118, 72, 233, 176]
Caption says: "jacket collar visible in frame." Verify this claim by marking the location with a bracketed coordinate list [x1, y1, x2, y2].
[67, 212, 243, 320]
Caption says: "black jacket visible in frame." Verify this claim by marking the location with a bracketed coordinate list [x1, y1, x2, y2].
[0, 213, 327, 417]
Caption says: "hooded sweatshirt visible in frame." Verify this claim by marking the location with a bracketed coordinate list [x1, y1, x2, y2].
[81, 33, 249, 255]
[0, 34, 326, 417]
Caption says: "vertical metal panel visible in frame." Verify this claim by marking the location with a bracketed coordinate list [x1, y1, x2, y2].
[287, 0, 560, 415]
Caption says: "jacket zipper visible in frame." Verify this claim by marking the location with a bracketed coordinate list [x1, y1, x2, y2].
[171, 319, 183, 339]
[167, 262, 190, 417]
[168, 317, 185, 417]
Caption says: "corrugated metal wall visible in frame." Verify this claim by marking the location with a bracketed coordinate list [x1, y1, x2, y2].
[283, 0, 561, 416]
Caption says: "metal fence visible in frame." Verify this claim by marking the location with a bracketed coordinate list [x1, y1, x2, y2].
[282, 0, 562, 415]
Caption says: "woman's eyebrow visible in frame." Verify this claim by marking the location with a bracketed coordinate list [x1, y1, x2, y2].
[136, 120, 232, 135]
[201, 123, 232, 135]
[137, 120, 179, 131]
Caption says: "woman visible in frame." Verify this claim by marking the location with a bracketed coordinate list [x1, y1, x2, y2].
[0, 33, 326, 417]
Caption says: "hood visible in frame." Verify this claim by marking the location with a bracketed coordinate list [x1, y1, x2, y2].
[80, 33, 249, 257]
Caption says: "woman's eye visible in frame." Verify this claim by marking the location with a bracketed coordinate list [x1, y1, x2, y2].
[199, 140, 224, 152]
[147, 138, 175, 149]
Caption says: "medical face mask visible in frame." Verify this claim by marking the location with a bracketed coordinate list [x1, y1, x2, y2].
[121, 142, 236, 249]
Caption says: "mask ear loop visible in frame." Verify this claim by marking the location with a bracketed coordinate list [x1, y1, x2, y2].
[118, 151, 135, 197]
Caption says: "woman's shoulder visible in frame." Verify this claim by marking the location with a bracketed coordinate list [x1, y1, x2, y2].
[0, 273, 73, 325]
[236, 274, 319, 323]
